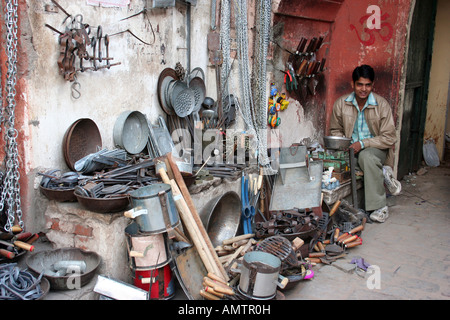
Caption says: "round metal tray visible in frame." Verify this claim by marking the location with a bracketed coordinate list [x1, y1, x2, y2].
[63, 119, 102, 171]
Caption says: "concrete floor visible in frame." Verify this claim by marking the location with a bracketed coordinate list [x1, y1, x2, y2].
[10, 164, 450, 300]
[283, 164, 450, 300]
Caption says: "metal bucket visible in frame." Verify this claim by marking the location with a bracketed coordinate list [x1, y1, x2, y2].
[125, 222, 170, 270]
[238, 251, 284, 300]
[133, 264, 175, 300]
[128, 184, 180, 234]
[200, 191, 241, 247]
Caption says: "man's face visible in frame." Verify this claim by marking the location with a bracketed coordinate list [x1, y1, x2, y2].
[351, 77, 373, 101]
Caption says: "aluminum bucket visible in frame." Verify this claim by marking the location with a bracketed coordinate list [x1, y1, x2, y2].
[125, 222, 170, 270]
[238, 251, 283, 300]
[128, 184, 180, 234]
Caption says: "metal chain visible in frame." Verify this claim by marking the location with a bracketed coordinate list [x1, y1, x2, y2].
[0, 0, 24, 232]
[233, 0, 275, 173]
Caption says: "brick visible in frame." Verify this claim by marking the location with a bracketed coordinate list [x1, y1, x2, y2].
[49, 218, 60, 231]
[73, 224, 93, 237]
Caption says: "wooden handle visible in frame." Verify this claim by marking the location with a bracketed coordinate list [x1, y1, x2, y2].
[309, 252, 325, 258]
[222, 233, 255, 245]
[15, 232, 33, 241]
[329, 200, 341, 216]
[342, 235, 358, 244]
[292, 237, 304, 250]
[349, 225, 364, 234]
[123, 209, 134, 218]
[26, 233, 39, 244]
[129, 251, 144, 258]
[333, 228, 340, 242]
[140, 277, 156, 284]
[207, 272, 229, 286]
[257, 168, 263, 190]
[203, 285, 225, 298]
[14, 240, 34, 252]
[11, 225, 23, 234]
[278, 276, 289, 289]
[203, 277, 234, 295]
[200, 289, 220, 300]
[345, 239, 362, 248]
[337, 232, 349, 242]
[0, 248, 15, 259]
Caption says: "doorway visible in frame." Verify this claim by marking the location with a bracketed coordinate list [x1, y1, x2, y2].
[397, 0, 437, 179]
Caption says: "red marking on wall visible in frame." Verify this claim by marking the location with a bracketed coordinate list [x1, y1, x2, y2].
[350, 12, 394, 46]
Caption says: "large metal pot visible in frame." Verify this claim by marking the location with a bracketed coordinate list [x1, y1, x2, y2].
[238, 251, 287, 300]
[323, 136, 352, 150]
[126, 184, 180, 234]
[200, 191, 241, 247]
[26, 248, 101, 290]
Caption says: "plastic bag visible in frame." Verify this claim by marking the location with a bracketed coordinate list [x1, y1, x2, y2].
[423, 139, 440, 167]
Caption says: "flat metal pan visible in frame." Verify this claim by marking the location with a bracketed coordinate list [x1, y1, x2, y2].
[157, 68, 179, 115]
[63, 119, 102, 171]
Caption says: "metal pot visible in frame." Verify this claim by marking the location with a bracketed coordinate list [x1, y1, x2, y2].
[323, 136, 352, 150]
[238, 251, 287, 300]
[200, 191, 241, 247]
[126, 184, 180, 234]
[125, 222, 170, 270]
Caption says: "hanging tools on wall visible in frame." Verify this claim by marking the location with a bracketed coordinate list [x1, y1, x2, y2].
[45, 1, 121, 98]
[287, 36, 326, 99]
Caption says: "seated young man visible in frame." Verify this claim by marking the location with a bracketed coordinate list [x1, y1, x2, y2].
[329, 65, 400, 223]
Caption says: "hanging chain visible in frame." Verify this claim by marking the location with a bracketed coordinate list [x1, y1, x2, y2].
[0, 0, 24, 232]
[233, 0, 275, 173]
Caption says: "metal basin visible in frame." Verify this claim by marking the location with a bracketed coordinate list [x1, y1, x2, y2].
[40, 185, 77, 202]
[323, 136, 352, 150]
[75, 193, 130, 213]
[63, 119, 102, 171]
[26, 248, 102, 290]
[200, 191, 241, 247]
[113, 111, 150, 154]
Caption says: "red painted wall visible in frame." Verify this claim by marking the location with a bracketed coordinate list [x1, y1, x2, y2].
[275, 0, 413, 134]
[325, 0, 412, 131]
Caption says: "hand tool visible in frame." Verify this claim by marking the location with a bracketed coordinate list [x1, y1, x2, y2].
[241, 172, 255, 234]
[97, 26, 103, 63]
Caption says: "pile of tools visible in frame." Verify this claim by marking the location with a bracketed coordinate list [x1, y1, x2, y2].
[285, 36, 326, 98]
[0, 226, 39, 261]
[255, 208, 319, 238]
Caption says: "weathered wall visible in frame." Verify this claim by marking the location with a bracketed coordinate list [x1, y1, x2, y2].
[1, 0, 213, 231]
[424, 0, 450, 159]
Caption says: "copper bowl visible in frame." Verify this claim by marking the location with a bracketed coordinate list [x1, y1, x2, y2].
[75, 193, 130, 213]
[63, 119, 102, 171]
[40, 185, 77, 202]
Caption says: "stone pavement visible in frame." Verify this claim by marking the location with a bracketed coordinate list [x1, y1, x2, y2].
[284, 165, 450, 300]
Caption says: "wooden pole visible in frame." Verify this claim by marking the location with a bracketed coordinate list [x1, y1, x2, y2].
[166, 153, 229, 281]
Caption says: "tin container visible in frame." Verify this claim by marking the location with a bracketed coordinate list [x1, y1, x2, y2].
[133, 264, 175, 300]
[125, 222, 170, 270]
[127, 184, 180, 234]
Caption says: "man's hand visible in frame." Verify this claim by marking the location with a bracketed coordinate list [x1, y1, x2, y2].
[349, 141, 363, 154]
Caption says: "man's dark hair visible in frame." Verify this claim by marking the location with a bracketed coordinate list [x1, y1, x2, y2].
[352, 65, 375, 82]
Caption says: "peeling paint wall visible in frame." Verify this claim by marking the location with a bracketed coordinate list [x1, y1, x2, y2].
[1, 0, 213, 231]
